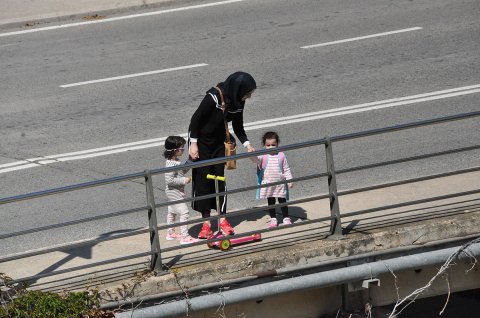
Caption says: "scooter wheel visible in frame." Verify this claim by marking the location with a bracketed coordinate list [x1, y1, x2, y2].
[219, 239, 231, 251]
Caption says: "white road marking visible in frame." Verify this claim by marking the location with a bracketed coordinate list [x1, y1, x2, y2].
[243, 84, 480, 129]
[60, 63, 208, 88]
[301, 27, 423, 49]
[0, 43, 17, 48]
[2, 84, 479, 174]
[0, 0, 245, 38]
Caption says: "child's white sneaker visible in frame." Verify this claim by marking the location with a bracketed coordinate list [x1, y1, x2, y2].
[268, 218, 278, 228]
[282, 217, 292, 225]
[166, 232, 182, 240]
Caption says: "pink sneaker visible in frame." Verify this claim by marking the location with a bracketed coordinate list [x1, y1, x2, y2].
[282, 217, 292, 225]
[198, 222, 213, 239]
[268, 218, 278, 228]
[180, 235, 200, 245]
[166, 232, 182, 240]
[220, 219, 235, 235]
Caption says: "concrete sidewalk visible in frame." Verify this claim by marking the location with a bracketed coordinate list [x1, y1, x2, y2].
[0, 0, 179, 28]
[1, 170, 479, 300]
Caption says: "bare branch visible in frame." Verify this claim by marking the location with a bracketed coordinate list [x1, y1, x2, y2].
[388, 237, 480, 318]
[439, 274, 450, 316]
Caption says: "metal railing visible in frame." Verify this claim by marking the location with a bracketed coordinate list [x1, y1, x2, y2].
[1, 110, 479, 285]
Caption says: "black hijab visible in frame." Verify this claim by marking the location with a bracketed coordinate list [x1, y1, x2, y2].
[216, 72, 256, 111]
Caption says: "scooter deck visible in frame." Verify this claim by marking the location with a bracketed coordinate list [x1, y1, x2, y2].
[207, 232, 262, 251]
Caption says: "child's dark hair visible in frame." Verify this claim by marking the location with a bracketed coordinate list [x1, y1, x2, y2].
[164, 136, 186, 159]
[262, 131, 280, 145]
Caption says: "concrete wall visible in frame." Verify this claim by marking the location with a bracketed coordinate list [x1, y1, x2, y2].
[367, 260, 480, 307]
[186, 286, 341, 318]
[183, 260, 479, 318]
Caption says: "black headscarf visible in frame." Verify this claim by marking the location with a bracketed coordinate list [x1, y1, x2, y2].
[216, 72, 256, 111]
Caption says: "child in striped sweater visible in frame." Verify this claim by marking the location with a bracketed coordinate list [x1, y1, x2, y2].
[164, 136, 199, 245]
[255, 131, 294, 228]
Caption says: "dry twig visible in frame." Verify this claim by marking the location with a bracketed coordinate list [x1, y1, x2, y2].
[388, 237, 480, 318]
[439, 274, 450, 316]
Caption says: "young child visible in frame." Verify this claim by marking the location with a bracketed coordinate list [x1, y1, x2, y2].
[164, 136, 199, 245]
[255, 131, 294, 227]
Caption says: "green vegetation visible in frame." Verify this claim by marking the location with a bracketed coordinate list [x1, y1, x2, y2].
[0, 273, 113, 318]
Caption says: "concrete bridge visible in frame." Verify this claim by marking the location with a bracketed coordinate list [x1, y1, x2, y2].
[2, 113, 479, 317]
[0, 108, 480, 317]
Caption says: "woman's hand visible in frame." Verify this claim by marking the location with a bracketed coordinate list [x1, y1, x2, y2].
[246, 144, 255, 152]
[189, 142, 199, 160]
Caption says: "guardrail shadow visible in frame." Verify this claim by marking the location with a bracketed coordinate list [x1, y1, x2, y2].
[342, 198, 480, 235]
[27, 229, 144, 289]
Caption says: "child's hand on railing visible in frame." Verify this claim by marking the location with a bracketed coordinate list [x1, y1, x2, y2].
[288, 183, 294, 189]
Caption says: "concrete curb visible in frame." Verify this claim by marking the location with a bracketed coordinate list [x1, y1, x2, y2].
[0, 0, 182, 29]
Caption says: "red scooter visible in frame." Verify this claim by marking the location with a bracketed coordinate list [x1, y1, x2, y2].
[206, 174, 262, 251]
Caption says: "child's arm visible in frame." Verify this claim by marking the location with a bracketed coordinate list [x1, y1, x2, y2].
[250, 155, 261, 165]
[165, 171, 190, 187]
[282, 154, 294, 188]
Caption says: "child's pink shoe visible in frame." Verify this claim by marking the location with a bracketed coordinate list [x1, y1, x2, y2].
[268, 218, 278, 228]
[180, 235, 200, 245]
[282, 217, 292, 225]
[166, 232, 182, 240]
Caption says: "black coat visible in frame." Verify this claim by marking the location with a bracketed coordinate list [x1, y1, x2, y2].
[188, 88, 248, 158]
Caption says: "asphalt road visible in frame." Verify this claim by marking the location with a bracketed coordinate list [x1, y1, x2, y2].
[0, 0, 479, 254]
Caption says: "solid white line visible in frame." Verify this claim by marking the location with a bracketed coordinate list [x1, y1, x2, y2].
[301, 27, 422, 49]
[1, 137, 173, 170]
[1, 163, 41, 173]
[245, 88, 480, 131]
[0, 0, 245, 38]
[1, 83, 479, 174]
[243, 84, 480, 127]
[0, 160, 31, 168]
[60, 63, 208, 87]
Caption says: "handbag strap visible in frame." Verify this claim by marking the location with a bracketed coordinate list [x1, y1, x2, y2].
[214, 86, 231, 142]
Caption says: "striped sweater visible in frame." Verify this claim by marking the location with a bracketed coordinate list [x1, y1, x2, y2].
[257, 153, 292, 199]
[165, 159, 189, 200]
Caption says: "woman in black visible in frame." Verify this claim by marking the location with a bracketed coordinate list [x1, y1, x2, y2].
[188, 72, 256, 239]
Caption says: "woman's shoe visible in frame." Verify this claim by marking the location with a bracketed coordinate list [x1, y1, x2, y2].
[220, 219, 235, 235]
[198, 223, 213, 239]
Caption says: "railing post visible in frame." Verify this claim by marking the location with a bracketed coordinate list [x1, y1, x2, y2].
[324, 137, 344, 239]
[144, 170, 164, 273]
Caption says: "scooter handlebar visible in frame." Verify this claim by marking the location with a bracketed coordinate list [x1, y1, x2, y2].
[206, 174, 226, 182]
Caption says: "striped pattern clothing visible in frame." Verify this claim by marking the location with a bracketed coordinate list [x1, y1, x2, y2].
[258, 153, 293, 199]
[165, 159, 189, 197]
[165, 159, 190, 237]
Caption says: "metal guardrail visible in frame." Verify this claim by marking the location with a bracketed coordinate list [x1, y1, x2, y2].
[1, 110, 479, 284]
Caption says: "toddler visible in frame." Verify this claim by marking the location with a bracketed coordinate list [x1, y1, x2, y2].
[255, 131, 294, 227]
[164, 136, 199, 244]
